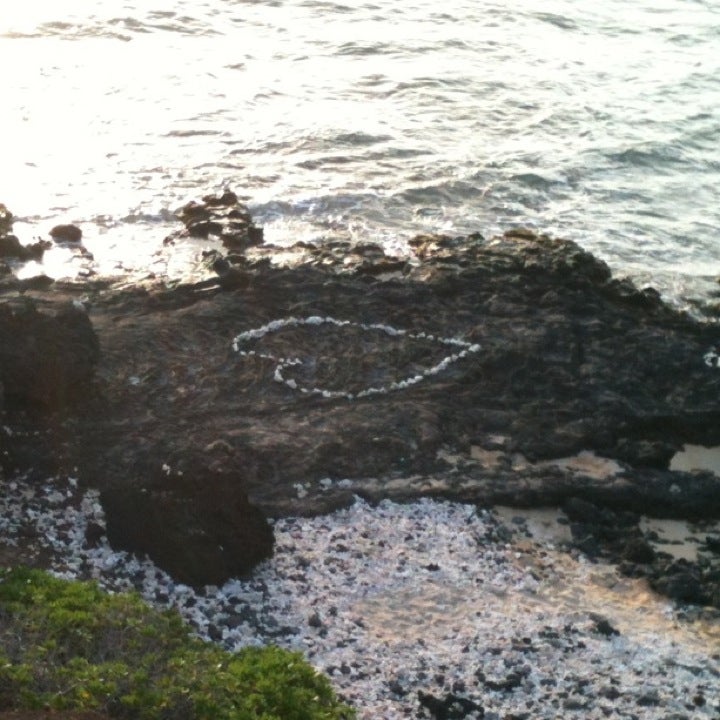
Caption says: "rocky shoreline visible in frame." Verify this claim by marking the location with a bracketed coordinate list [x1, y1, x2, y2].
[0, 472, 718, 719]
[1, 193, 720, 715]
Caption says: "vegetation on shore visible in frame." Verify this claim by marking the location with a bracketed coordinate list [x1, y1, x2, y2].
[0, 567, 355, 719]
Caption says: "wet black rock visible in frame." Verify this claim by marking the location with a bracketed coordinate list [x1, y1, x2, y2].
[614, 438, 678, 469]
[49, 223, 83, 243]
[0, 203, 12, 235]
[0, 418, 62, 479]
[166, 190, 264, 251]
[211, 255, 252, 290]
[0, 206, 51, 263]
[564, 497, 613, 525]
[0, 234, 51, 262]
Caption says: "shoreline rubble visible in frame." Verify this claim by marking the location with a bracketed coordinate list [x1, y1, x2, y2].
[0, 472, 718, 719]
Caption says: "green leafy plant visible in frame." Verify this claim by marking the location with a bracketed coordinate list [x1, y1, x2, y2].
[0, 567, 354, 720]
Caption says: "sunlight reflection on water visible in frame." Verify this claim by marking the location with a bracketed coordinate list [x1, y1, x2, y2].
[2, 0, 719, 305]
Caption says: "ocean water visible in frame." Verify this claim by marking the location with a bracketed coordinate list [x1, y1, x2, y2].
[2, 0, 719, 309]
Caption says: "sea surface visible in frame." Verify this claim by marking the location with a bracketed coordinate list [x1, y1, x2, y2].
[2, 0, 719, 310]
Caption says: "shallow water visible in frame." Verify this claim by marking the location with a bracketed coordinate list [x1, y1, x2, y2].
[2, 0, 720, 307]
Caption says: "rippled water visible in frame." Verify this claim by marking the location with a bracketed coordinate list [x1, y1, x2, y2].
[2, 0, 719, 306]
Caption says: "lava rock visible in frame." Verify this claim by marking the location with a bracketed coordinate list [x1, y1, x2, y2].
[0, 203, 12, 235]
[590, 615, 620, 637]
[418, 690, 484, 719]
[650, 565, 706, 605]
[564, 498, 630, 527]
[169, 190, 263, 251]
[0, 298, 99, 410]
[477, 669, 525, 692]
[212, 256, 252, 290]
[18, 274, 55, 291]
[614, 439, 677, 469]
[100, 452, 274, 588]
[622, 538, 656, 564]
[49, 224, 83, 243]
[0, 234, 51, 261]
[705, 536, 720, 554]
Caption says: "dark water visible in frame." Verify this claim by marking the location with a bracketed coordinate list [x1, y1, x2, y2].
[2, 0, 719, 310]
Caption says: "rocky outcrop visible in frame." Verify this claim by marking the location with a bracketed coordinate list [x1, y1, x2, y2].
[563, 496, 720, 608]
[72, 226, 720, 514]
[100, 450, 274, 588]
[0, 203, 12, 235]
[2, 200, 720, 600]
[0, 205, 51, 262]
[0, 235, 50, 262]
[49, 224, 83, 243]
[164, 189, 264, 250]
[0, 298, 99, 411]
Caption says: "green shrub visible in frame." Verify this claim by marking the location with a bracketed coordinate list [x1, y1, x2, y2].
[0, 567, 354, 720]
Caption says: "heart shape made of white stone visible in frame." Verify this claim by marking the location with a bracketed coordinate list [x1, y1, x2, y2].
[232, 316, 481, 400]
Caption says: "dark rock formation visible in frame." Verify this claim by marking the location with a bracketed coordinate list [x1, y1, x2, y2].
[0, 206, 51, 261]
[0, 203, 12, 235]
[563, 496, 720, 610]
[649, 561, 707, 605]
[49, 224, 83, 243]
[100, 450, 274, 588]
[164, 190, 264, 251]
[0, 235, 51, 262]
[16, 274, 55, 292]
[0, 297, 99, 410]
